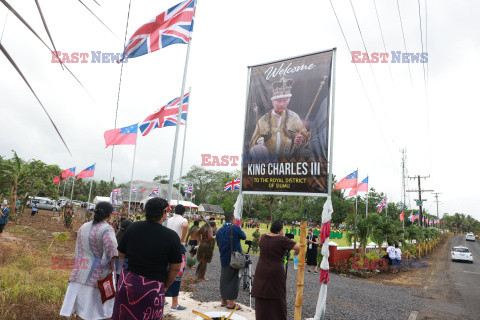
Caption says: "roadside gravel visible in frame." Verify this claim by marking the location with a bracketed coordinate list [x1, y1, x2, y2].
[188, 250, 424, 319]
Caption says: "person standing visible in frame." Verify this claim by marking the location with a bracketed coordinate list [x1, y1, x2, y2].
[216, 213, 246, 310]
[185, 220, 200, 259]
[394, 244, 402, 273]
[31, 200, 38, 219]
[306, 228, 320, 273]
[60, 202, 118, 320]
[386, 242, 395, 266]
[165, 204, 189, 312]
[196, 218, 216, 281]
[252, 220, 300, 320]
[112, 198, 183, 320]
[0, 200, 11, 241]
[252, 228, 261, 253]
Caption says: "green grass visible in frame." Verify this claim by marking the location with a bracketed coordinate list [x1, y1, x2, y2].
[188, 221, 355, 252]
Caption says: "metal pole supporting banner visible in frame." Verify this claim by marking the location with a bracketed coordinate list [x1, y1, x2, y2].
[177, 87, 192, 202]
[128, 132, 139, 216]
[87, 178, 94, 206]
[167, 41, 192, 203]
[354, 168, 359, 259]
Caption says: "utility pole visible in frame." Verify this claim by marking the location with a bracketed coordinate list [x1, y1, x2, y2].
[407, 175, 433, 227]
[401, 149, 406, 230]
[432, 192, 441, 228]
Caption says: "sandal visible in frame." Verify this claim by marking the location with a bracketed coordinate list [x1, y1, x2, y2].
[226, 304, 242, 310]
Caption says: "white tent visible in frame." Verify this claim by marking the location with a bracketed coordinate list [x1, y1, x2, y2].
[140, 197, 198, 209]
[93, 196, 110, 204]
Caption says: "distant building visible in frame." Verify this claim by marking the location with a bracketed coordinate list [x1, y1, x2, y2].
[198, 203, 224, 216]
[119, 180, 185, 204]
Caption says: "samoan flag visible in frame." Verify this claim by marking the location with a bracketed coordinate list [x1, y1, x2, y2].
[184, 184, 193, 194]
[104, 123, 138, 147]
[139, 93, 189, 136]
[334, 170, 358, 190]
[223, 178, 240, 191]
[399, 206, 405, 222]
[76, 164, 95, 180]
[120, 0, 196, 62]
[349, 176, 368, 196]
[408, 213, 414, 222]
[61, 167, 76, 179]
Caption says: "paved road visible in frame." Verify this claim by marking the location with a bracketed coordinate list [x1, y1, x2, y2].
[417, 234, 480, 320]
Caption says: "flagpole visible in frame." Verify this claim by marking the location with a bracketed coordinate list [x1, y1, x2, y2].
[87, 178, 94, 207]
[167, 40, 192, 203]
[354, 168, 359, 260]
[177, 86, 192, 202]
[70, 176, 76, 202]
[365, 175, 368, 217]
[62, 178, 67, 197]
[128, 132, 139, 216]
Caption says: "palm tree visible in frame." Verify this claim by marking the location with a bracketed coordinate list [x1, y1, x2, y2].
[1, 151, 30, 212]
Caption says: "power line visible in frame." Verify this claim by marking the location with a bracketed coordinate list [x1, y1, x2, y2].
[395, 0, 413, 87]
[329, 0, 399, 174]
[372, 0, 393, 82]
[348, 0, 382, 99]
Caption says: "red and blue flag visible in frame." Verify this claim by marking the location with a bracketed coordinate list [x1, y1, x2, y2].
[149, 187, 159, 196]
[139, 93, 189, 136]
[348, 176, 368, 196]
[184, 184, 193, 194]
[334, 170, 358, 190]
[132, 186, 137, 194]
[104, 123, 138, 147]
[112, 188, 121, 194]
[120, 0, 196, 61]
[77, 164, 95, 180]
[223, 178, 240, 191]
[61, 167, 76, 179]
[376, 197, 387, 213]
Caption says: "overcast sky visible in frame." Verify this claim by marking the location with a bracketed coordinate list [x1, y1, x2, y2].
[0, 0, 479, 219]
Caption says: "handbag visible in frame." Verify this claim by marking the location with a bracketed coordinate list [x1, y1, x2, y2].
[229, 225, 246, 269]
[97, 272, 115, 304]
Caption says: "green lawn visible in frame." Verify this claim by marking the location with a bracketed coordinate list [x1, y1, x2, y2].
[188, 221, 355, 253]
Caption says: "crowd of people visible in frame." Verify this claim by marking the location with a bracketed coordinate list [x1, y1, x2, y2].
[56, 197, 308, 320]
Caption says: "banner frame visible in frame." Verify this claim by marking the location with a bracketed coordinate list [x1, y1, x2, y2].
[241, 48, 336, 196]
[248, 48, 336, 68]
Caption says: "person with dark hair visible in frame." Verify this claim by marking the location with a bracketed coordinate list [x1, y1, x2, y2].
[31, 200, 38, 219]
[186, 220, 200, 260]
[165, 204, 189, 311]
[196, 217, 217, 281]
[216, 213, 246, 309]
[252, 220, 300, 320]
[306, 228, 320, 273]
[60, 201, 118, 319]
[112, 198, 183, 319]
[0, 200, 10, 241]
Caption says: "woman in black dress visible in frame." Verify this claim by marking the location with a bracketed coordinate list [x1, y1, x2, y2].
[306, 228, 320, 273]
[252, 220, 300, 320]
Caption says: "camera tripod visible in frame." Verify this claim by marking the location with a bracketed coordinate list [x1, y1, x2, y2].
[240, 239, 254, 308]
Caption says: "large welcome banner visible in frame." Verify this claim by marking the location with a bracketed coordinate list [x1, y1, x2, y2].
[242, 50, 334, 196]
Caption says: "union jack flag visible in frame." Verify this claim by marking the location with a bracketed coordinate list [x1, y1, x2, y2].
[184, 184, 193, 194]
[112, 188, 121, 194]
[139, 93, 189, 136]
[376, 197, 387, 213]
[223, 178, 240, 191]
[120, 0, 196, 62]
[149, 187, 159, 197]
[132, 186, 137, 194]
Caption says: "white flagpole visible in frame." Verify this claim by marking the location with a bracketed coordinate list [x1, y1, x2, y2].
[167, 40, 192, 203]
[62, 178, 67, 197]
[177, 87, 192, 202]
[365, 175, 368, 217]
[70, 176, 76, 202]
[87, 178, 94, 206]
[128, 131, 139, 216]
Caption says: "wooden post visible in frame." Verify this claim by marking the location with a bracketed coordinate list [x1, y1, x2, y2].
[294, 218, 307, 320]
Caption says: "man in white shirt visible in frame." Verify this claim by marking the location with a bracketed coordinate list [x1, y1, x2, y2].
[394, 244, 402, 272]
[165, 205, 189, 311]
[386, 242, 396, 266]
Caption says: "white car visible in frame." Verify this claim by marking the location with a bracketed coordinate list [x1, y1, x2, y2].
[466, 233, 476, 242]
[451, 246, 473, 263]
